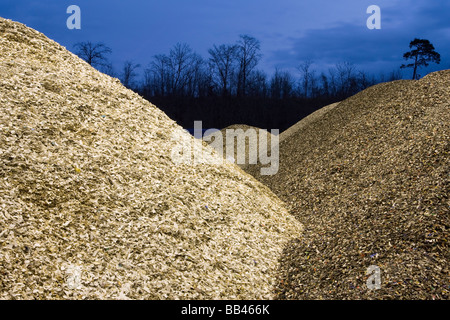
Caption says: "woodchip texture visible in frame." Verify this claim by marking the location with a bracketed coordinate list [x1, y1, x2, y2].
[278, 102, 340, 143]
[204, 124, 275, 169]
[247, 71, 449, 299]
[0, 17, 303, 299]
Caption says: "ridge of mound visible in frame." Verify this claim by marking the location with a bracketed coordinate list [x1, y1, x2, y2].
[0, 17, 303, 299]
[278, 102, 340, 143]
[248, 71, 449, 299]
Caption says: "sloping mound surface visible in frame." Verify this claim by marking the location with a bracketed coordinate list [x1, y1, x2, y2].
[204, 124, 275, 168]
[0, 17, 303, 299]
[278, 102, 340, 143]
[248, 71, 449, 299]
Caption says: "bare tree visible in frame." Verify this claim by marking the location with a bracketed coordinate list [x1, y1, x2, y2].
[335, 62, 355, 97]
[298, 60, 314, 98]
[167, 43, 200, 96]
[169, 43, 190, 95]
[185, 53, 205, 97]
[236, 35, 261, 97]
[196, 63, 215, 98]
[327, 67, 338, 97]
[319, 72, 330, 97]
[247, 70, 268, 98]
[141, 67, 154, 96]
[150, 54, 170, 96]
[208, 44, 238, 97]
[73, 42, 112, 68]
[148, 44, 207, 97]
[271, 68, 294, 99]
[357, 70, 372, 90]
[121, 61, 140, 89]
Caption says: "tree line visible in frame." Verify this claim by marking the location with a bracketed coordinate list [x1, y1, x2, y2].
[73, 37, 440, 132]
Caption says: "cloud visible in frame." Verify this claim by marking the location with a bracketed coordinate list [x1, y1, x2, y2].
[266, 1, 450, 75]
[268, 24, 404, 72]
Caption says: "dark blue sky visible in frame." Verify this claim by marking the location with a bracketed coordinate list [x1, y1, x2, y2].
[1, 0, 449, 79]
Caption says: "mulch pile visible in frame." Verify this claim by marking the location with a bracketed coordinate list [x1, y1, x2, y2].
[247, 71, 449, 299]
[204, 124, 275, 169]
[0, 17, 303, 299]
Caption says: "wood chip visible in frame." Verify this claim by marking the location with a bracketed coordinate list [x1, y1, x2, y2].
[0, 17, 303, 300]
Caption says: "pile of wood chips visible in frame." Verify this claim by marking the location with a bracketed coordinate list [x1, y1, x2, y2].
[247, 71, 449, 299]
[0, 17, 303, 300]
[204, 124, 276, 169]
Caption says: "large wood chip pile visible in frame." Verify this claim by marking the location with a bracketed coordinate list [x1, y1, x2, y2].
[0, 17, 303, 299]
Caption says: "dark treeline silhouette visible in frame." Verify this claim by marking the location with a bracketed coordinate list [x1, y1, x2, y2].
[74, 36, 415, 132]
[134, 35, 406, 131]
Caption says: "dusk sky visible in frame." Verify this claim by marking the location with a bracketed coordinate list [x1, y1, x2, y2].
[1, 0, 449, 80]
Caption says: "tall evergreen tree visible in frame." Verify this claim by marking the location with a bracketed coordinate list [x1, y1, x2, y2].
[401, 38, 440, 79]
